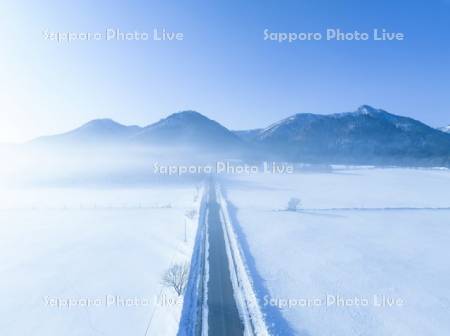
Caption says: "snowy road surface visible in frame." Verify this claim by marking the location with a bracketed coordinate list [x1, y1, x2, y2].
[206, 183, 244, 335]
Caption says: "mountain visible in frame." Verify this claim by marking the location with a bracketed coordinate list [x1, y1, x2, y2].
[32, 119, 142, 146]
[241, 105, 450, 165]
[132, 111, 243, 151]
[28, 106, 450, 166]
[31, 111, 245, 154]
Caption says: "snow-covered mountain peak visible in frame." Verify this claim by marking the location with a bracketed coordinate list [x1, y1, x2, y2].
[357, 105, 378, 114]
[354, 105, 392, 118]
[79, 118, 127, 131]
[148, 110, 217, 130]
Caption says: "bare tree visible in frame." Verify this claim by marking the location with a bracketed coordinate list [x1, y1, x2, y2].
[287, 197, 301, 211]
[161, 262, 190, 296]
[185, 209, 197, 220]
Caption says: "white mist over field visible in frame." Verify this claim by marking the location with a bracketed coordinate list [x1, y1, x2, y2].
[0, 144, 213, 188]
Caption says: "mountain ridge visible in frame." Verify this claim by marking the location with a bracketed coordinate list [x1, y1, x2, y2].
[28, 106, 450, 166]
[249, 105, 450, 165]
[32, 118, 142, 145]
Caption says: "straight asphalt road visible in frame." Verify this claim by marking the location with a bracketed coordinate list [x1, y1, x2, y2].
[206, 184, 244, 336]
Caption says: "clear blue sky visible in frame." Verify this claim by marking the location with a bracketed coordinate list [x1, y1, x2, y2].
[1, 0, 449, 142]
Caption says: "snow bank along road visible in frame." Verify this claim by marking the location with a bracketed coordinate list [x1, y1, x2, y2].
[178, 179, 269, 336]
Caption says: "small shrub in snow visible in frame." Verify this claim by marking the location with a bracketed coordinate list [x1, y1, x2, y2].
[287, 197, 301, 211]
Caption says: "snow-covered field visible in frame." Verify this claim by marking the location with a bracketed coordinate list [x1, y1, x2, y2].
[0, 185, 201, 335]
[225, 167, 450, 336]
[2, 167, 449, 336]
